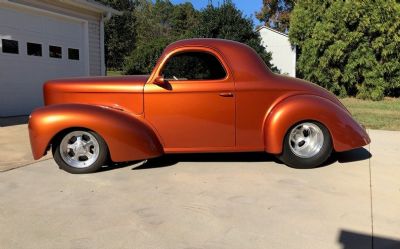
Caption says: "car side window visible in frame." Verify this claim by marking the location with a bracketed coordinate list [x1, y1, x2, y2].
[161, 52, 226, 81]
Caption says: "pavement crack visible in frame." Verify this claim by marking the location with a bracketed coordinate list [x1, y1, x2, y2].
[0, 158, 52, 172]
[367, 131, 374, 249]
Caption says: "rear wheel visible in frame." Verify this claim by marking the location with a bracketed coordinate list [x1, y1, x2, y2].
[278, 121, 332, 168]
[52, 130, 108, 174]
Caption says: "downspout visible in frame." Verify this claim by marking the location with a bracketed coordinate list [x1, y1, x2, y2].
[100, 12, 112, 76]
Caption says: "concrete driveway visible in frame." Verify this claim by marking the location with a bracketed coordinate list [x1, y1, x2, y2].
[0, 124, 51, 172]
[0, 125, 399, 249]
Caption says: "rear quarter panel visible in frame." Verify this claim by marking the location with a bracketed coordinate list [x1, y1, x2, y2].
[263, 95, 371, 154]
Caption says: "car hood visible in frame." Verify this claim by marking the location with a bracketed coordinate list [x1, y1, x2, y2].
[44, 75, 149, 114]
[44, 75, 149, 93]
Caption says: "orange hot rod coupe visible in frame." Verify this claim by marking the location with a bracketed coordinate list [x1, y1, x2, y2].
[29, 39, 370, 173]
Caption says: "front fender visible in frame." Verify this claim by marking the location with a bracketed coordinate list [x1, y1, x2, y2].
[263, 95, 370, 154]
[29, 104, 163, 162]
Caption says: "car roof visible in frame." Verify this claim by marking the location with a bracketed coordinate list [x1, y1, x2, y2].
[162, 38, 272, 80]
[165, 38, 250, 53]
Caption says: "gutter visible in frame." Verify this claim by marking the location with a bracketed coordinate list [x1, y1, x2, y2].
[58, 0, 122, 15]
[100, 11, 114, 75]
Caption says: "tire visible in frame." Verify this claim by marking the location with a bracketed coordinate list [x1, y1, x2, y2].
[52, 130, 109, 174]
[278, 121, 332, 169]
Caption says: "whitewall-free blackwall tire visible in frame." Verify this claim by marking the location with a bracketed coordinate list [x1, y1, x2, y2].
[52, 130, 108, 174]
[278, 121, 332, 168]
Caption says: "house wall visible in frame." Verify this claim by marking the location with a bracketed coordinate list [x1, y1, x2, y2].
[88, 21, 101, 75]
[258, 27, 296, 77]
[10, 0, 103, 76]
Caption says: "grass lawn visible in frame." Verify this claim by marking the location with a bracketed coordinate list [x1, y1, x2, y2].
[340, 97, 400, 131]
[107, 70, 123, 76]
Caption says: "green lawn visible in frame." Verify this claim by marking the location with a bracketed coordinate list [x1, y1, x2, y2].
[106, 70, 123, 76]
[340, 97, 400, 131]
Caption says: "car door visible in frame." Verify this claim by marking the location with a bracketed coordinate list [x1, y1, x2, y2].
[144, 48, 235, 150]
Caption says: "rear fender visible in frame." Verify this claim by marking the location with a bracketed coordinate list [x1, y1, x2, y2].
[29, 104, 163, 162]
[263, 95, 370, 154]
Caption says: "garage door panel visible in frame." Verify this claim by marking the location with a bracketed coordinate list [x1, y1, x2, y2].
[44, 17, 83, 40]
[0, 8, 83, 39]
[0, 59, 44, 115]
[0, 8, 46, 35]
[0, 5, 88, 116]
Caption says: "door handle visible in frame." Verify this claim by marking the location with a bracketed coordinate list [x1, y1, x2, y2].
[219, 92, 234, 97]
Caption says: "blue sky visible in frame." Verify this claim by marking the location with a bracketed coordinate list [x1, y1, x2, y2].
[170, 0, 263, 25]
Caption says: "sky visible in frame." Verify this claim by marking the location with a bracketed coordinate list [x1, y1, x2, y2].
[170, 0, 263, 26]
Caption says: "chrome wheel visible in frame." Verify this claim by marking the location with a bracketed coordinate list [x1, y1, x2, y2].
[59, 131, 100, 168]
[288, 122, 324, 158]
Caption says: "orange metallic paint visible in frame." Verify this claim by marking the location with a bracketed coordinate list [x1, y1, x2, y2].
[263, 95, 371, 153]
[29, 104, 163, 161]
[144, 46, 235, 149]
[44, 76, 148, 114]
[29, 38, 370, 163]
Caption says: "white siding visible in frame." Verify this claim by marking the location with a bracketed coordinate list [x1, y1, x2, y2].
[88, 21, 101, 75]
[258, 27, 296, 77]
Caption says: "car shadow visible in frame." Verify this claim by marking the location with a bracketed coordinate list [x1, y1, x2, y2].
[100, 147, 371, 172]
[132, 152, 280, 170]
[310, 147, 372, 169]
[0, 115, 29, 127]
[338, 229, 400, 249]
[335, 147, 372, 164]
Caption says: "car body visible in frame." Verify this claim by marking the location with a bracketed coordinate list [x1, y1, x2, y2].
[28, 39, 371, 173]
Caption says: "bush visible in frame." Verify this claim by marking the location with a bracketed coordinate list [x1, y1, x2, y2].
[289, 0, 400, 100]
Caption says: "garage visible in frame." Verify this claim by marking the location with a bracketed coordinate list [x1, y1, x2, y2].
[0, 0, 119, 116]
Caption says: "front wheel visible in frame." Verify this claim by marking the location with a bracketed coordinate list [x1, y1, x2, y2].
[278, 121, 332, 169]
[52, 130, 109, 174]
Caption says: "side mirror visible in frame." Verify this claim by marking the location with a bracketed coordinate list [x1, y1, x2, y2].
[154, 76, 165, 85]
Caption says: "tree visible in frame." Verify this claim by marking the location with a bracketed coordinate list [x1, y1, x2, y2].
[97, 0, 136, 70]
[289, 0, 400, 100]
[124, 0, 199, 74]
[191, 0, 277, 71]
[124, 0, 277, 74]
[256, 0, 295, 33]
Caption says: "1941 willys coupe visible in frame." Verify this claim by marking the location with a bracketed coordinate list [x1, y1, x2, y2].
[29, 39, 371, 173]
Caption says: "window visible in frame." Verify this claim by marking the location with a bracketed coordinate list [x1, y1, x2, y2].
[49, 45, 62, 58]
[2, 39, 19, 54]
[161, 52, 226, 81]
[68, 48, 79, 60]
[27, 42, 42, 56]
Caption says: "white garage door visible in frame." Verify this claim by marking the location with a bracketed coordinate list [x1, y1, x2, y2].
[0, 5, 88, 116]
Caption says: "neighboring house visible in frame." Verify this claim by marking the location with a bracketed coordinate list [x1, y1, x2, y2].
[257, 26, 296, 77]
[0, 0, 120, 116]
